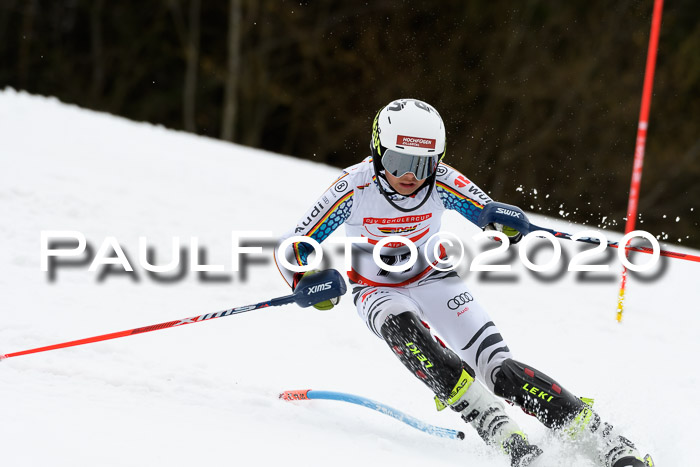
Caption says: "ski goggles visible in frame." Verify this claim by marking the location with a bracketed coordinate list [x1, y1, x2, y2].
[380, 150, 441, 180]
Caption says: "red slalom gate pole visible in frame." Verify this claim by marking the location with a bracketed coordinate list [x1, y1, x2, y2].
[617, 0, 664, 323]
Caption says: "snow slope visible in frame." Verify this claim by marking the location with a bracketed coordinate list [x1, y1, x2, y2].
[1, 89, 697, 466]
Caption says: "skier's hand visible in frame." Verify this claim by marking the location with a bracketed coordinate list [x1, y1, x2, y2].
[293, 269, 341, 310]
[476, 202, 530, 242]
[484, 223, 523, 244]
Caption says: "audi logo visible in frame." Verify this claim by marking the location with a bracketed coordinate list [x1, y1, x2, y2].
[447, 292, 474, 310]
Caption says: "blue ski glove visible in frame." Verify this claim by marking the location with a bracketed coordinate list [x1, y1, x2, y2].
[484, 222, 523, 244]
[476, 202, 530, 245]
[293, 269, 341, 310]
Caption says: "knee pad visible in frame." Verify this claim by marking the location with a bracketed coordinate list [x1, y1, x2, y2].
[493, 358, 586, 429]
[380, 312, 475, 402]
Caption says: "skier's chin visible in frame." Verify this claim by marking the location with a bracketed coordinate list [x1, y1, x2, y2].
[386, 174, 425, 195]
[395, 182, 421, 195]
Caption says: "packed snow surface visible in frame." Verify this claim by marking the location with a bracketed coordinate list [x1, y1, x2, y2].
[1, 89, 697, 466]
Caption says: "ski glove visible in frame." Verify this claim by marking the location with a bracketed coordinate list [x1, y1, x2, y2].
[484, 222, 523, 244]
[292, 269, 341, 310]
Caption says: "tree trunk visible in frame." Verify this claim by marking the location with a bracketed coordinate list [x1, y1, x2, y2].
[221, 0, 242, 142]
[90, 0, 105, 103]
[17, 0, 36, 88]
[183, 0, 200, 132]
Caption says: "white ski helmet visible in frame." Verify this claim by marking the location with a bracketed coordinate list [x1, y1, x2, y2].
[370, 98, 446, 211]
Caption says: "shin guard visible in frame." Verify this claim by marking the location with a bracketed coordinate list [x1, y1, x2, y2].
[493, 358, 586, 429]
[493, 359, 651, 466]
[380, 312, 473, 402]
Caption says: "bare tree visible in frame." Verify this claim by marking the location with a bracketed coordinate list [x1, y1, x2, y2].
[169, 0, 201, 132]
[221, 0, 242, 142]
[184, 0, 200, 132]
[90, 0, 105, 103]
[17, 0, 36, 88]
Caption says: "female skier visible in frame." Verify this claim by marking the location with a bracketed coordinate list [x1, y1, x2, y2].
[274, 98, 652, 467]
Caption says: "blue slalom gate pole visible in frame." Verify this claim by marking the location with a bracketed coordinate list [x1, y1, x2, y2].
[280, 389, 465, 440]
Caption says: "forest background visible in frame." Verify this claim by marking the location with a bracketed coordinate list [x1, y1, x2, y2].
[2, 1, 698, 247]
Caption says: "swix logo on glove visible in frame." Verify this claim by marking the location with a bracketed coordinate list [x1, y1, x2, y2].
[496, 207, 522, 218]
[397, 135, 436, 149]
[307, 281, 333, 295]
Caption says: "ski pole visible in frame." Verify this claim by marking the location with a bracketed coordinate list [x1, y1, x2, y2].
[1, 269, 346, 361]
[478, 201, 700, 263]
[526, 222, 700, 263]
[280, 389, 465, 440]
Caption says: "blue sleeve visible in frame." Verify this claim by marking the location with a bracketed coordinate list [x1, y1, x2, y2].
[292, 188, 354, 264]
[434, 164, 492, 226]
[274, 173, 354, 286]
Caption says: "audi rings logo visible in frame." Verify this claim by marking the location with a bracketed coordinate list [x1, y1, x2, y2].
[447, 292, 473, 310]
[436, 166, 448, 176]
[334, 180, 349, 193]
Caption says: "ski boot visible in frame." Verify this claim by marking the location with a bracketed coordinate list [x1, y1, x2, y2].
[435, 368, 543, 466]
[446, 373, 543, 466]
[502, 432, 544, 467]
[562, 399, 654, 467]
[599, 433, 654, 467]
[434, 372, 543, 466]
[612, 458, 654, 467]
[593, 422, 654, 467]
